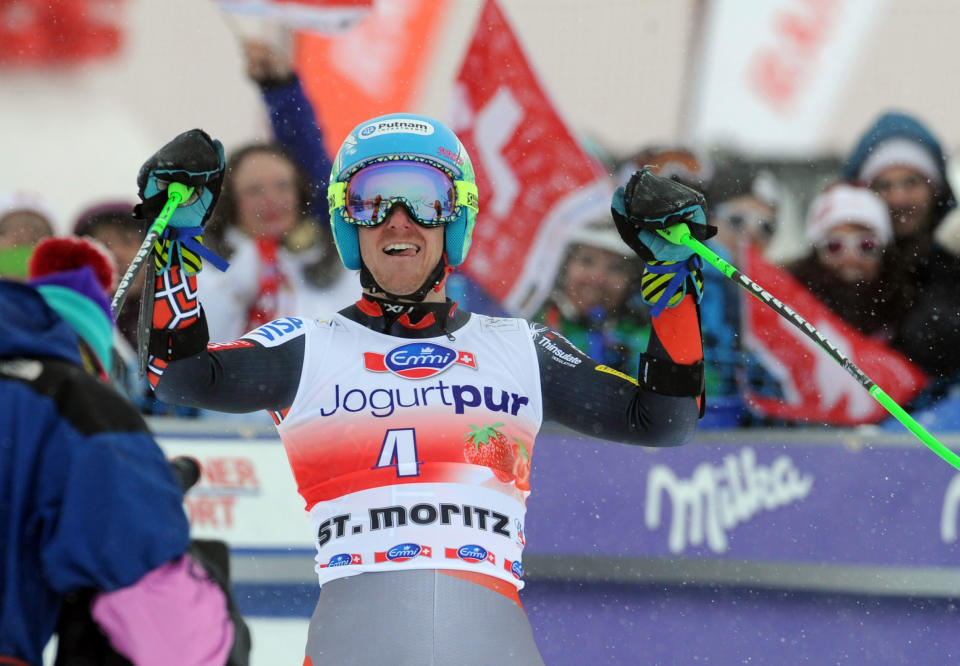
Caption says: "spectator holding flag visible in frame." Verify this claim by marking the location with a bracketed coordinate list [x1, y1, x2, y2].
[788, 182, 899, 339]
[137, 116, 711, 664]
[700, 156, 785, 425]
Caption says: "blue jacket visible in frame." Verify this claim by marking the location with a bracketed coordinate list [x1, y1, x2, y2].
[0, 281, 190, 665]
[843, 110, 956, 217]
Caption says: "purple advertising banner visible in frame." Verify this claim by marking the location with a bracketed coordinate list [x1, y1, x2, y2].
[525, 427, 960, 568]
[153, 421, 960, 664]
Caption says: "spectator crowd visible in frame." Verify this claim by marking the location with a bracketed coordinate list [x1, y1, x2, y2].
[2, 41, 957, 430]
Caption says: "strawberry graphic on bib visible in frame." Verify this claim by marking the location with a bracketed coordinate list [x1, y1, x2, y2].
[464, 423, 515, 483]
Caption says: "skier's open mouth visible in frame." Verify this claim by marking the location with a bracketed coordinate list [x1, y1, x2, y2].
[384, 243, 420, 257]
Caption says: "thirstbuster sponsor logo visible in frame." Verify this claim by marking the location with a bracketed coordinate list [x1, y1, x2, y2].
[364, 342, 477, 379]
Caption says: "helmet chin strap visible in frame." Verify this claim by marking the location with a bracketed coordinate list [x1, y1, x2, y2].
[360, 253, 452, 303]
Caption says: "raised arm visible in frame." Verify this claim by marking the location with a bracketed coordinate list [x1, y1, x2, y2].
[244, 39, 332, 223]
[538, 168, 716, 446]
[135, 129, 304, 414]
[535, 293, 702, 446]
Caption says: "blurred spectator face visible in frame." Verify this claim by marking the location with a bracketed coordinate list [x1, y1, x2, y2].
[563, 244, 633, 315]
[815, 222, 885, 283]
[868, 166, 935, 238]
[0, 211, 53, 248]
[711, 195, 777, 252]
[86, 223, 143, 294]
[233, 150, 300, 240]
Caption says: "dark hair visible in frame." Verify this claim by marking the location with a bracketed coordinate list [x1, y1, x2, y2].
[73, 201, 145, 237]
[204, 143, 342, 288]
[552, 242, 646, 322]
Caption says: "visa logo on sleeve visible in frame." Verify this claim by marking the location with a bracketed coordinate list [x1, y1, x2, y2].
[364, 342, 478, 379]
[242, 317, 305, 347]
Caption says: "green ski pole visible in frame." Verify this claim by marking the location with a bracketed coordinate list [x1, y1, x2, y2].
[111, 182, 195, 318]
[657, 223, 960, 472]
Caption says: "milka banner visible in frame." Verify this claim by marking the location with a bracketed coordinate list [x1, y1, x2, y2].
[156, 424, 960, 570]
[526, 429, 960, 569]
[686, 0, 886, 155]
[451, 0, 609, 317]
[739, 244, 927, 425]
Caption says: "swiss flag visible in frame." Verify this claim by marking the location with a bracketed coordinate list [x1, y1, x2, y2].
[739, 245, 928, 425]
[450, 0, 609, 317]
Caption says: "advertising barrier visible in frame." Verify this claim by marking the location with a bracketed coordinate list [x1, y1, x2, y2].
[155, 420, 960, 594]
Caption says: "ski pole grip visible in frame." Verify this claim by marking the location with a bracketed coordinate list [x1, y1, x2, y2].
[111, 183, 196, 317]
[165, 181, 193, 206]
[150, 182, 195, 234]
[656, 222, 692, 245]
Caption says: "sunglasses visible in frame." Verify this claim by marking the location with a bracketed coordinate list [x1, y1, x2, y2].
[328, 159, 478, 227]
[714, 206, 777, 240]
[816, 233, 883, 259]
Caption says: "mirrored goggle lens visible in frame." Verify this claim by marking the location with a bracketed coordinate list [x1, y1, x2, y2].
[345, 161, 456, 226]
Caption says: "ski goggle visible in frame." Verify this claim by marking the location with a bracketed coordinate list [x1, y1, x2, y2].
[328, 159, 478, 227]
[817, 232, 883, 259]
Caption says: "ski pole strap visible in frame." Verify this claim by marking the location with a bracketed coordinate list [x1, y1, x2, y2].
[175, 227, 230, 272]
[641, 255, 704, 318]
[153, 226, 230, 274]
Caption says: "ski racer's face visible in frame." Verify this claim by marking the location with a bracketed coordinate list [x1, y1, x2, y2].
[358, 205, 446, 302]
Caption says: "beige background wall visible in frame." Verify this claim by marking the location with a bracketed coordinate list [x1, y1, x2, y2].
[1, 0, 957, 231]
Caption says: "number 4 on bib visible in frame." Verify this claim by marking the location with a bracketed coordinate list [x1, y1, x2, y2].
[375, 428, 422, 477]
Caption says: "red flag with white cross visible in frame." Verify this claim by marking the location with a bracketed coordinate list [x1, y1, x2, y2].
[739, 244, 928, 424]
[450, 0, 609, 317]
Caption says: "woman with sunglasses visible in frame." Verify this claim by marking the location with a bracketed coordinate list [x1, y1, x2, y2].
[699, 157, 785, 424]
[788, 182, 899, 339]
[136, 116, 708, 665]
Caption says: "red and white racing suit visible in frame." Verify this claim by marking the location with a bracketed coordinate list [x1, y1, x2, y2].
[150, 268, 704, 664]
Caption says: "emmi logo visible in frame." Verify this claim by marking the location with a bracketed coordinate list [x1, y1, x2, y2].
[364, 342, 477, 379]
